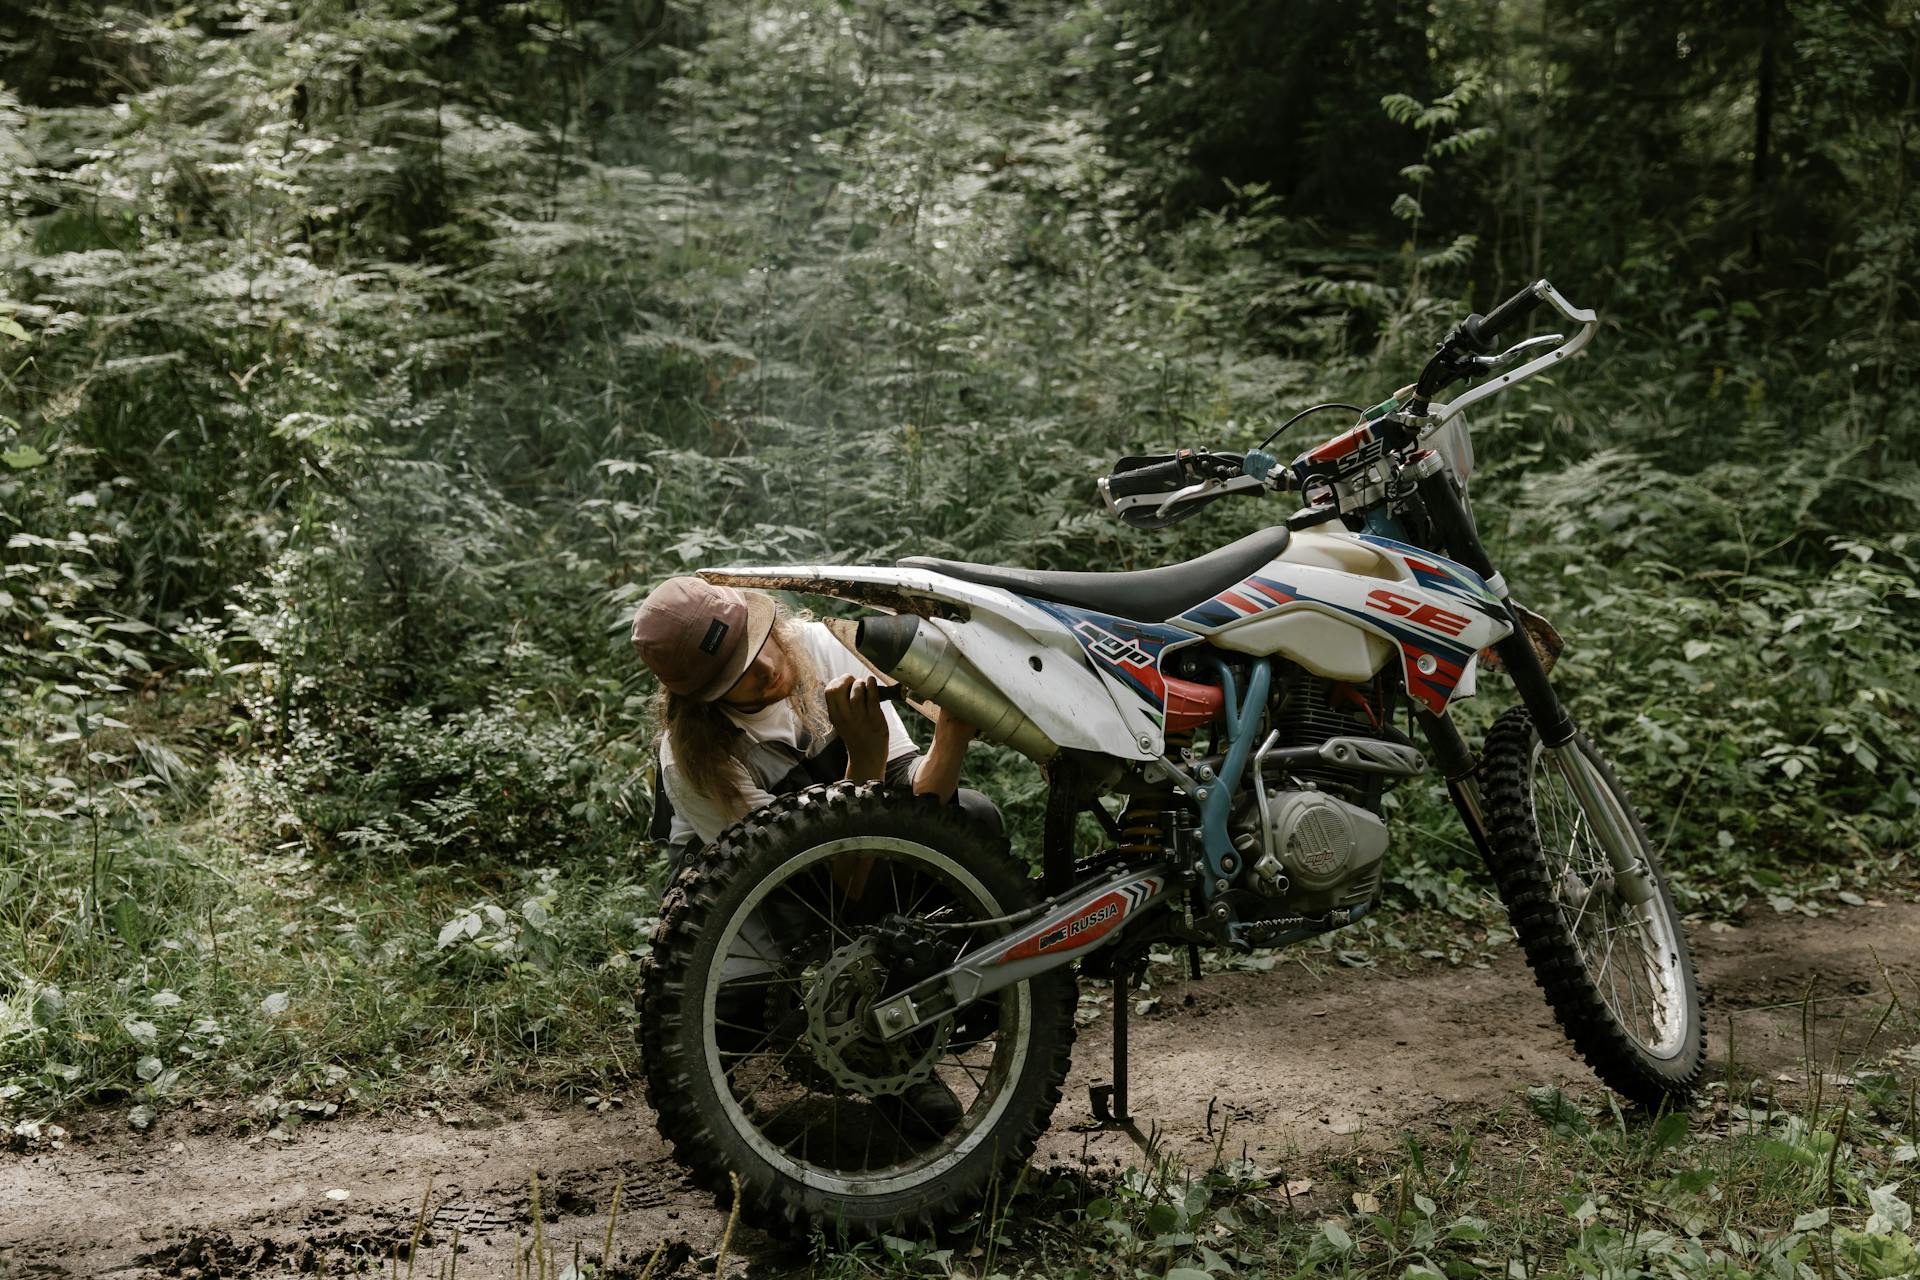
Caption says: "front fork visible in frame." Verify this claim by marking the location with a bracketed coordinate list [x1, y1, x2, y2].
[1415, 469, 1656, 906]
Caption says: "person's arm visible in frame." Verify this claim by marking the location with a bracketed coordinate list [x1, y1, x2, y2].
[810, 624, 977, 796]
[910, 709, 979, 802]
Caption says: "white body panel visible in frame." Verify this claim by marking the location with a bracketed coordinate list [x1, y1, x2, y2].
[1277, 528, 1400, 576]
[1212, 610, 1394, 681]
[704, 525, 1512, 753]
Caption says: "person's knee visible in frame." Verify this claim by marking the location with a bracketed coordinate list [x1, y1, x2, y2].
[952, 787, 1002, 836]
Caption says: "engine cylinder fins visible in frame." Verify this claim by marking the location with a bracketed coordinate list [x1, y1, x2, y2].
[1273, 669, 1388, 805]
[855, 614, 1060, 763]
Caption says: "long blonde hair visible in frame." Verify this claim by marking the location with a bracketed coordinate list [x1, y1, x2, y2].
[653, 598, 828, 818]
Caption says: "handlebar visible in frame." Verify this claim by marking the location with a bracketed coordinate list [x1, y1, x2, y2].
[1104, 454, 1196, 500]
[1458, 281, 1548, 354]
[1415, 279, 1597, 409]
[1099, 449, 1266, 529]
[1097, 279, 1598, 530]
[1104, 449, 1242, 498]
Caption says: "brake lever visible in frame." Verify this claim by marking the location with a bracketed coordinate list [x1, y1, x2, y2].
[1153, 478, 1217, 517]
[1151, 473, 1263, 518]
[1465, 333, 1563, 375]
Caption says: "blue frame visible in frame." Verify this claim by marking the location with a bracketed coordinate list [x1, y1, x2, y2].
[1190, 652, 1370, 949]
[1196, 655, 1270, 901]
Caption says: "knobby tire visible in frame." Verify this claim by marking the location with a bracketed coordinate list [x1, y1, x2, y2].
[638, 782, 1077, 1237]
[1480, 707, 1706, 1106]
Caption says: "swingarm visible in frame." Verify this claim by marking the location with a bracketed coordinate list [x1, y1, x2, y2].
[867, 863, 1173, 1041]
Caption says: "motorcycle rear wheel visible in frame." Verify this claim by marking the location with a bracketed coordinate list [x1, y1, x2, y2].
[638, 783, 1076, 1237]
[1480, 707, 1705, 1106]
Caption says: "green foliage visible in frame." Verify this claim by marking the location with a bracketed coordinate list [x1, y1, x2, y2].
[849, 1062, 1920, 1279]
[1, 0, 1916, 1146]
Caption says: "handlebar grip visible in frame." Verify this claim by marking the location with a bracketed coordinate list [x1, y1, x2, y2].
[1459, 281, 1546, 353]
[1104, 456, 1191, 500]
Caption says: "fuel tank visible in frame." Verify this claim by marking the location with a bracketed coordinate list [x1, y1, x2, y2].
[1169, 528, 1514, 713]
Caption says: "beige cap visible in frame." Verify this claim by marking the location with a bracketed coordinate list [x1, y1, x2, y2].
[630, 576, 776, 702]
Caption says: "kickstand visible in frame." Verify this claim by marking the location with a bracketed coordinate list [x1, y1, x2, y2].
[1088, 969, 1131, 1125]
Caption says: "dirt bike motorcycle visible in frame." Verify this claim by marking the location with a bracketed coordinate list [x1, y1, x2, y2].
[639, 280, 1706, 1235]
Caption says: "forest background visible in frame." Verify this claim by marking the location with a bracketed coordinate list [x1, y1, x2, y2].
[1, 0, 1917, 1200]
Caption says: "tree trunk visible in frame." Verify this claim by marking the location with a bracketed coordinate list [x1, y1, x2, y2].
[1750, 0, 1781, 265]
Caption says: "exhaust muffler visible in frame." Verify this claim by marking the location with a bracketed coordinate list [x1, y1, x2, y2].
[856, 615, 1059, 763]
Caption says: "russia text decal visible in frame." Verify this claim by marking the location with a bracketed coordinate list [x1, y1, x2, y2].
[997, 877, 1161, 964]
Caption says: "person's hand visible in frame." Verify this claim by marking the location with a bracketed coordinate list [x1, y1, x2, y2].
[825, 674, 890, 782]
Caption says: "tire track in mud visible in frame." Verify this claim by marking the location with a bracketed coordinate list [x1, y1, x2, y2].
[2, 903, 1913, 1279]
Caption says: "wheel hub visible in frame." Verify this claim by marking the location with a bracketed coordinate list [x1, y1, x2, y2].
[804, 936, 949, 1097]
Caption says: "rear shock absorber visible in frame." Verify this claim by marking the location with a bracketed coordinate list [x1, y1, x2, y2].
[1116, 729, 1193, 855]
[1116, 799, 1165, 855]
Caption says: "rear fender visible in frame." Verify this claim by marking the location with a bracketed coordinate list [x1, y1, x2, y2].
[700, 565, 1162, 759]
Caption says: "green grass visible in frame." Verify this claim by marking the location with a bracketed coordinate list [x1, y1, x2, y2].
[802, 1036, 1920, 1280]
[3, 755, 1910, 1128]
[0, 784, 666, 1122]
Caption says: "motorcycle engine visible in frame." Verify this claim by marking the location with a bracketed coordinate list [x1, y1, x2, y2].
[1231, 788, 1387, 916]
[1228, 669, 1392, 917]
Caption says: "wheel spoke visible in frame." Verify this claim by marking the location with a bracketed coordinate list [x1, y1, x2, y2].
[713, 1016, 778, 1046]
[779, 878, 854, 946]
[713, 974, 800, 990]
[694, 835, 1037, 1189]
[731, 1038, 809, 1115]
[940, 1051, 989, 1094]
[1527, 735, 1689, 1059]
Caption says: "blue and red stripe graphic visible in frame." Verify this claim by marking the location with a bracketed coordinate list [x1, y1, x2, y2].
[1027, 599, 1190, 722]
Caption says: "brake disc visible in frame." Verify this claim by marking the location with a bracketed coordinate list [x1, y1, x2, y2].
[804, 936, 949, 1097]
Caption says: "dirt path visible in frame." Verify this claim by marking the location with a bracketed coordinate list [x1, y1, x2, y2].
[3, 903, 1914, 1279]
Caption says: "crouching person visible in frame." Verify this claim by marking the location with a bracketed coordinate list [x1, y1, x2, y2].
[631, 576, 991, 1134]
[631, 576, 992, 866]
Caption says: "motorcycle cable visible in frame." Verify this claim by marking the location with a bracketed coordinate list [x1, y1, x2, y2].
[1256, 402, 1365, 451]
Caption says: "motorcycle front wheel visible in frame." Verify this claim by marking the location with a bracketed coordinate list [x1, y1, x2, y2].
[1480, 707, 1706, 1106]
[638, 783, 1076, 1237]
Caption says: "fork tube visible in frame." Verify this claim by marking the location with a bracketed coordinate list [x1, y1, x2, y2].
[1415, 469, 1576, 747]
[1416, 708, 1496, 868]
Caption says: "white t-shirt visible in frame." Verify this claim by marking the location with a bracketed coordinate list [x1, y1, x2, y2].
[659, 621, 919, 845]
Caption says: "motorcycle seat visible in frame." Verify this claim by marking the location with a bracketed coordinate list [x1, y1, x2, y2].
[898, 526, 1291, 622]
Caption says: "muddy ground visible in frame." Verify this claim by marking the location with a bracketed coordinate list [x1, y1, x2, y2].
[3, 903, 1914, 1279]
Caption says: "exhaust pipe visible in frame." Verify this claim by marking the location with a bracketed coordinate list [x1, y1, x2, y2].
[856, 615, 1059, 763]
